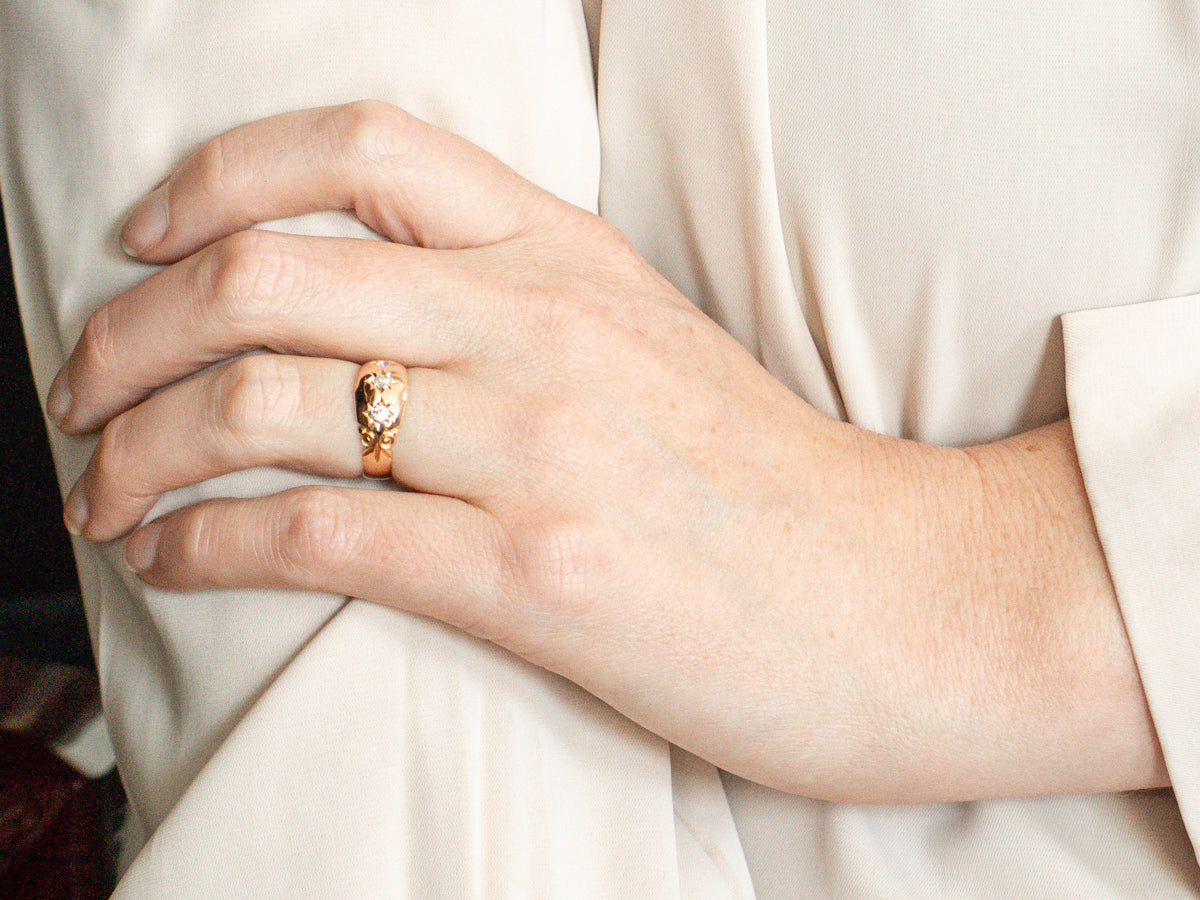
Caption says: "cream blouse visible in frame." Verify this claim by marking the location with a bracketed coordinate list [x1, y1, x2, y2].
[595, 0, 1200, 893]
[2, 0, 1198, 895]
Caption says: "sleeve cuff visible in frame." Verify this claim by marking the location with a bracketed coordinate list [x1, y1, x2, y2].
[1064, 293, 1200, 852]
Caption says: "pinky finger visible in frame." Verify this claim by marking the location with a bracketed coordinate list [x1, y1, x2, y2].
[125, 486, 510, 638]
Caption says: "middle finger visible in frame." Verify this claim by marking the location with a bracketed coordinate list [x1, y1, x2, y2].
[54, 230, 501, 434]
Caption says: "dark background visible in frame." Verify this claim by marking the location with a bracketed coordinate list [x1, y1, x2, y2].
[0, 201, 121, 900]
[0, 200, 90, 666]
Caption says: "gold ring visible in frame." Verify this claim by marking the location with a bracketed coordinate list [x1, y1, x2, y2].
[355, 360, 408, 478]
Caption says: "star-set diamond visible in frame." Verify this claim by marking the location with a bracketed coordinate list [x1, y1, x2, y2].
[366, 372, 396, 391]
[366, 400, 400, 429]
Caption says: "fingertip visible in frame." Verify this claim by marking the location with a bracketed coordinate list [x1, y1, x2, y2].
[121, 183, 170, 258]
[63, 488, 87, 538]
[125, 519, 164, 574]
[46, 368, 72, 427]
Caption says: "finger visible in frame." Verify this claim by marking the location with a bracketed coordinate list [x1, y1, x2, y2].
[54, 230, 499, 434]
[121, 101, 555, 262]
[65, 356, 504, 542]
[124, 486, 511, 641]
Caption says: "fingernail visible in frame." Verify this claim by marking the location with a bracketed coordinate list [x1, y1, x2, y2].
[126, 521, 163, 573]
[47, 369, 72, 425]
[121, 183, 170, 256]
[63, 488, 88, 537]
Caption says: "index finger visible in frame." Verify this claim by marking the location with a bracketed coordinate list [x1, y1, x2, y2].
[120, 101, 554, 262]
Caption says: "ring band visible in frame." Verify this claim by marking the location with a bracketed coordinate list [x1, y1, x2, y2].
[355, 360, 408, 478]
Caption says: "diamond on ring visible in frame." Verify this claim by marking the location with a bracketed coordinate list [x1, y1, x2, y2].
[366, 400, 400, 430]
[354, 360, 409, 478]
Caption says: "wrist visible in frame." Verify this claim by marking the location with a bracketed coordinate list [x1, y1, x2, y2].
[785, 419, 1165, 802]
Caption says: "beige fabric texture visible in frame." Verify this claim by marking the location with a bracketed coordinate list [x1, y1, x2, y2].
[3, 0, 1199, 896]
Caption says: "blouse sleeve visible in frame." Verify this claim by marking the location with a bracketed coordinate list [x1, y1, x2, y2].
[1, 1, 730, 896]
[1064, 293, 1200, 852]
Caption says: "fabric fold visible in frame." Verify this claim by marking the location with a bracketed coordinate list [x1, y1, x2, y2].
[113, 601, 685, 898]
[1065, 293, 1200, 858]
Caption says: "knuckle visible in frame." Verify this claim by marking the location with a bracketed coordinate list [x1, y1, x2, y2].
[174, 505, 220, 575]
[503, 516, 610, 617]
[204, 230, 297, 331]
[507, 394, 594, 483]
[562, 302, 621, 357]
[77, 303, 120, 378]
[550, 208, 636, 264]
[90, 415, 130, 492]
[193, 130, 244, 198]
[275, 487, 361, 577]
[87, 413, 157, 530]
[592, 217, 644, 269]
[332, 99, 415, 168]
[213, 355, 304, 446]
[513, 278, 624, 367]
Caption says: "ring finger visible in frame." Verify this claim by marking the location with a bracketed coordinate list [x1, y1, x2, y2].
[65, 354, 503, 542]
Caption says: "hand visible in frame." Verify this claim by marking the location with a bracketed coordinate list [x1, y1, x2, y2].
[52, 101, 1165, 801]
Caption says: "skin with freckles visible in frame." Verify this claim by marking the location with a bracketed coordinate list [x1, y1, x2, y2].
[53, 100, 1167, 803]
